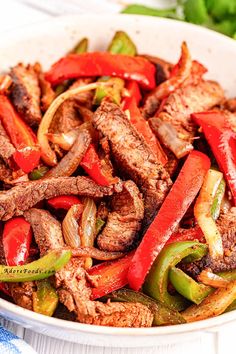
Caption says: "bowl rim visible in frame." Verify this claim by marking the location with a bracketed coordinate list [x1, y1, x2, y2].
[0, 13, 236, 336]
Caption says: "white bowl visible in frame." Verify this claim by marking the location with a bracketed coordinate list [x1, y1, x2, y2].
[0, 14, 236, 347]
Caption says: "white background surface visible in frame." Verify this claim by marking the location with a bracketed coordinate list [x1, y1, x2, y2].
[0, 1, 235, 353]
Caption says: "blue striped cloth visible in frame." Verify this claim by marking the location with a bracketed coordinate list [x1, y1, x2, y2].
[0, 326, 36, 354]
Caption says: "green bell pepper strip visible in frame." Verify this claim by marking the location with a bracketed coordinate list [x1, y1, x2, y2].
[107, 31, 137, 56]
[95, 218, 105, 236]
[93, 77, 124, 106]
[33, 279, 59, 316]
[70, 38, 88, 55]
[94, 31, 135, 104]
[211, 179, 226, 220]
[29, 166, 49, 180]
[144, 241, 208, 311]
[0, 249, 71, 282]
[105, 288, 186, 325]
[169, 267, 212, 304]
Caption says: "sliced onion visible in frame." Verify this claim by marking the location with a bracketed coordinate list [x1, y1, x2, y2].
[151, 42, 192, 101]
[149, 117, 193, 158]
[198, 269, 229, 288]
[44, 128, 91, 178]
[194, 169, 224, 260]
[37, 82, 109, 166]
[70, 247, 124, 260]
[62, 204, 84, 248]
[80, 198, 97, 268]
[46, 130, 80, 151]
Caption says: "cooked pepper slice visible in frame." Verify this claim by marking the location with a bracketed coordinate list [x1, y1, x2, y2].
[87, 251, 134, 300]
[211, 179, 226, 220]
[106, 288, 186, 325]
[144, 241, 208, 310]
[169, 267, 212, 304]
[2, 217, 32, 266]
[107, 31, 137, 56]
[70, 37, 88, 54]
[128, 150, 210, 291]
[194, 168, 224, 259]
[166, 226, 205, 245]
[0, 95, 40, 173]
[182, 280, 236, 322]
[45, 52, 156, 90]
[122, 84, 167, 165]
[122, 80, 142, 110]
[93, 77, 124, 106]
[0, 249, 71, 282]
[80, 144, 112, 186]
[29, 166, 49, 180]
[47, 195, 82, 210]
[192, 111, 236, 206]
[33, 279, 58, 316]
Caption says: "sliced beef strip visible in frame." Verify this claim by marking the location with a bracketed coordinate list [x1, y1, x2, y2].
[93, 101, 172, 225]
[10, 63, 42, 126]
[0, 158, 12, 183]
[180, 208, 236, 277]
[25, 208, 153, 327]
[0, 122, 15, 163]
[97, 180, 144, 252]
[151, 80, 224, 157]
[69, 78, 94, 110]
[0, 176, 122, 221]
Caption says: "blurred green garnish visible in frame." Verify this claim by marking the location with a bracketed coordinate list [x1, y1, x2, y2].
[122, 0, 236, 39]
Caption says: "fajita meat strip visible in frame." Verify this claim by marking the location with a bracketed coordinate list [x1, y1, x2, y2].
[0, 121, 15, 163]
[25, 209, 153, 327]
[10, 63, 42, 126]
[150, 80, 224, 158]
[93, 101, 172, 225]
[0, 176, 122, 221]
[97, 180, 144, 252]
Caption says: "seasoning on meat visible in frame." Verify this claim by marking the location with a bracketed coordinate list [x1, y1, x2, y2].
[0, 176, 122, 221]
[93, 101, 172, 225]
[97, 180, 144, 252]
[25, 208, 153, 327]
[10, 63, 42, 126]
[0, 158, 12, 183]
[150, 80, 224, 158]
[0, 121, 15, 163]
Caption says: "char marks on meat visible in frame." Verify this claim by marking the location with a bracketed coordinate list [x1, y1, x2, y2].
[10, 63, 42, 126]
[93, 101, 172, 225]
[24, 208, 64, 255]
[25, 208, 153, 327]
[0, 176, 122, 221]
[97, 180, 144, 252]
[151, 80, 224, 157]
[0, 122, 15, 163]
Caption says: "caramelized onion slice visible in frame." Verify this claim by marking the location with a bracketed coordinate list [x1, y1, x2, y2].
[62, 204, 84, 248]
[38, 82, 108, 166]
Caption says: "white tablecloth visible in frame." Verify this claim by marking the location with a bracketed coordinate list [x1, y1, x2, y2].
[0, 1, 235, 353]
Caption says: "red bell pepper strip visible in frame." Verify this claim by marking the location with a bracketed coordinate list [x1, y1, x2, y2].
[192, 111, 236, 206]
[80, 144, 112, 187]
[127, 150, 210, 291]
[47, 195, 82, 210]
[0, 95, 40, 173]
[124, 97, 167, 165]
[2, 217, 33, 266]
[122, 81, 167, 165]
[122, 81, 142, 111]
[88, 251, 134, 300]
[45, 52, 156, 90]
[166, 226, 205, 245]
